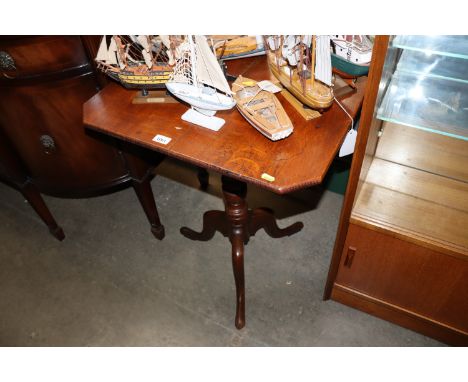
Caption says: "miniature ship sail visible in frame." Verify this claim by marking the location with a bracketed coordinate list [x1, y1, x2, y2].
[95, 35, 174, 91]
[315, 35, 332, 86]
[265, 34, 334, 110]
[301, 35, 312, 47]
[136, 35, 150, 51]
[107, 38, 119, 66]
[194, 35, 233, 95]
[159, 35, 171, 50]
[159, 35, 174, 65]
[134, 35, 152, 68]
[96, 36, 108, 62]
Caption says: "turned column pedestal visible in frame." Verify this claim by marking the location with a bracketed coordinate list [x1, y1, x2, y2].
[180, 175, 303, 329]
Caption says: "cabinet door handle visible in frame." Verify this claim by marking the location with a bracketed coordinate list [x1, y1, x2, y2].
[344, 246, 356, 268]
[39, 135, 56, 154]
[0, 51, 17, 73]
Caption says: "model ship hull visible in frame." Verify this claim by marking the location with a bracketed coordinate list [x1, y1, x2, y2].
[331, 52, 370, 77]
[232, 76, 293, 141]
[331, 35, 372, 77]
[166, 82, 236, 112]
[213, 36, 265, 60]
[267, 52, 334, 110]
[106, 67, 173, 89]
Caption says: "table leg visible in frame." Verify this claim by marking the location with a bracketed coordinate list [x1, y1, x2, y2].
[122, 149, 165, 240]
[132, 178, 165, 240]
[181, 175, 303, 329]
[197, 167, 209, 190]
[21, 182, 65, 241]
[249, 207, 304, 238]
[222, 176, 249, 329]
[180, 210, 227, 240]
[231, 234, 245, 329]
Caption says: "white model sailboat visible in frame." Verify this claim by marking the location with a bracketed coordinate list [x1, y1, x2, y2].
[166, 35, 236, 131]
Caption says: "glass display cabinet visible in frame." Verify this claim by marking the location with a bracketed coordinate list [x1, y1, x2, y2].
[325, 36, 468, 345]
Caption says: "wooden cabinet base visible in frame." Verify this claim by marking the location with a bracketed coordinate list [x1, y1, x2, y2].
[331, 223, 468, 346]
[332, 284, 468, 346]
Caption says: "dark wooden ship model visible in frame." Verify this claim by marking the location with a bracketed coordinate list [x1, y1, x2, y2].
[95, 35, 179, 91]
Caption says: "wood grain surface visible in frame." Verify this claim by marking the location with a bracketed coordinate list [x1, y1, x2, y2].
[84, 56, 366, 194]
[323, 36, 390, 298]
[336, 224, 468, 337]
[376, 121, 468, 183]
[351, 158, 468, 259]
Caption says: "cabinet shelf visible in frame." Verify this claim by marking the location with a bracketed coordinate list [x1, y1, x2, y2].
[377, 70, 468, 141]
[396, 49, 468, 84]
[352, 158, 468, 258]
[376, 122, 468, 183]
[352, 123, 468, 258]
[392, 35, 468, 60]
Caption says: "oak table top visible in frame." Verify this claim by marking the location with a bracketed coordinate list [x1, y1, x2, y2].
[84, 56, 366, 194]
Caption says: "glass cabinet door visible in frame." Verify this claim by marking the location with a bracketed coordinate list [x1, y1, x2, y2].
[378, 35, 468, 142]
[352, 35, 468, 256]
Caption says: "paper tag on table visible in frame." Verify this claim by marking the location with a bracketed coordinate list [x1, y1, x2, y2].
[257, 80, 282, 93]
[339, 129, 357, 157]
[152, 134, 172, 145]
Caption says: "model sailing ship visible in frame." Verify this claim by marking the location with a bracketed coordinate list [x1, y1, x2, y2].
[166, 35, 236, 130]
[331, 35, 373, 77]
[266, 35, 334, 110]
[95, 35, 177, 91]
[232, 76, 293, 141]
[209, 35, 266, 60]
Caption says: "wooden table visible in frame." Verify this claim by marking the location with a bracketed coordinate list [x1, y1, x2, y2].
[84, 56, 366, 329]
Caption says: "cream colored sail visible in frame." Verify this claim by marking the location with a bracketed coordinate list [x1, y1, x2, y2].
[96, 36, 108, 61]
[301, 35, 313, 47]
[160, 35, 181, 65]
[137, 36, 153, 69]
[107, 38, 118, 66]
[159, 35, 171, 50]
[194, 35, 233, 95]
[142, 49, 153, 68]
[315, 35, 332, 86]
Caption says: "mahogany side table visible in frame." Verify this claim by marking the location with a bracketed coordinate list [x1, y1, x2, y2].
[84, 55, 366, 329]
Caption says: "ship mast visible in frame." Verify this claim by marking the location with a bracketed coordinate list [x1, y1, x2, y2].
[113, 36, 127, 70]
[311, 35, 316, 88]
[188, 35, 198, 86]
[299, 36, 306, 95]
[278, 35, 283, 74]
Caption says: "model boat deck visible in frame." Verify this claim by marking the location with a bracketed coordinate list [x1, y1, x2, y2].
[232, 76, 293, 141]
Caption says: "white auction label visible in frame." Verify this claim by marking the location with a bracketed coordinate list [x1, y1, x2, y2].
[257, 80, 282, 93]
[152, 134, 172, 145]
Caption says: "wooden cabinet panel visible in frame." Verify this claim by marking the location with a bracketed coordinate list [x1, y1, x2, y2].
[0, 36, 133, 198]
[0, 36, 88, 78]
[0, 73, 127, 195]
[336, 224, 468, 332]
